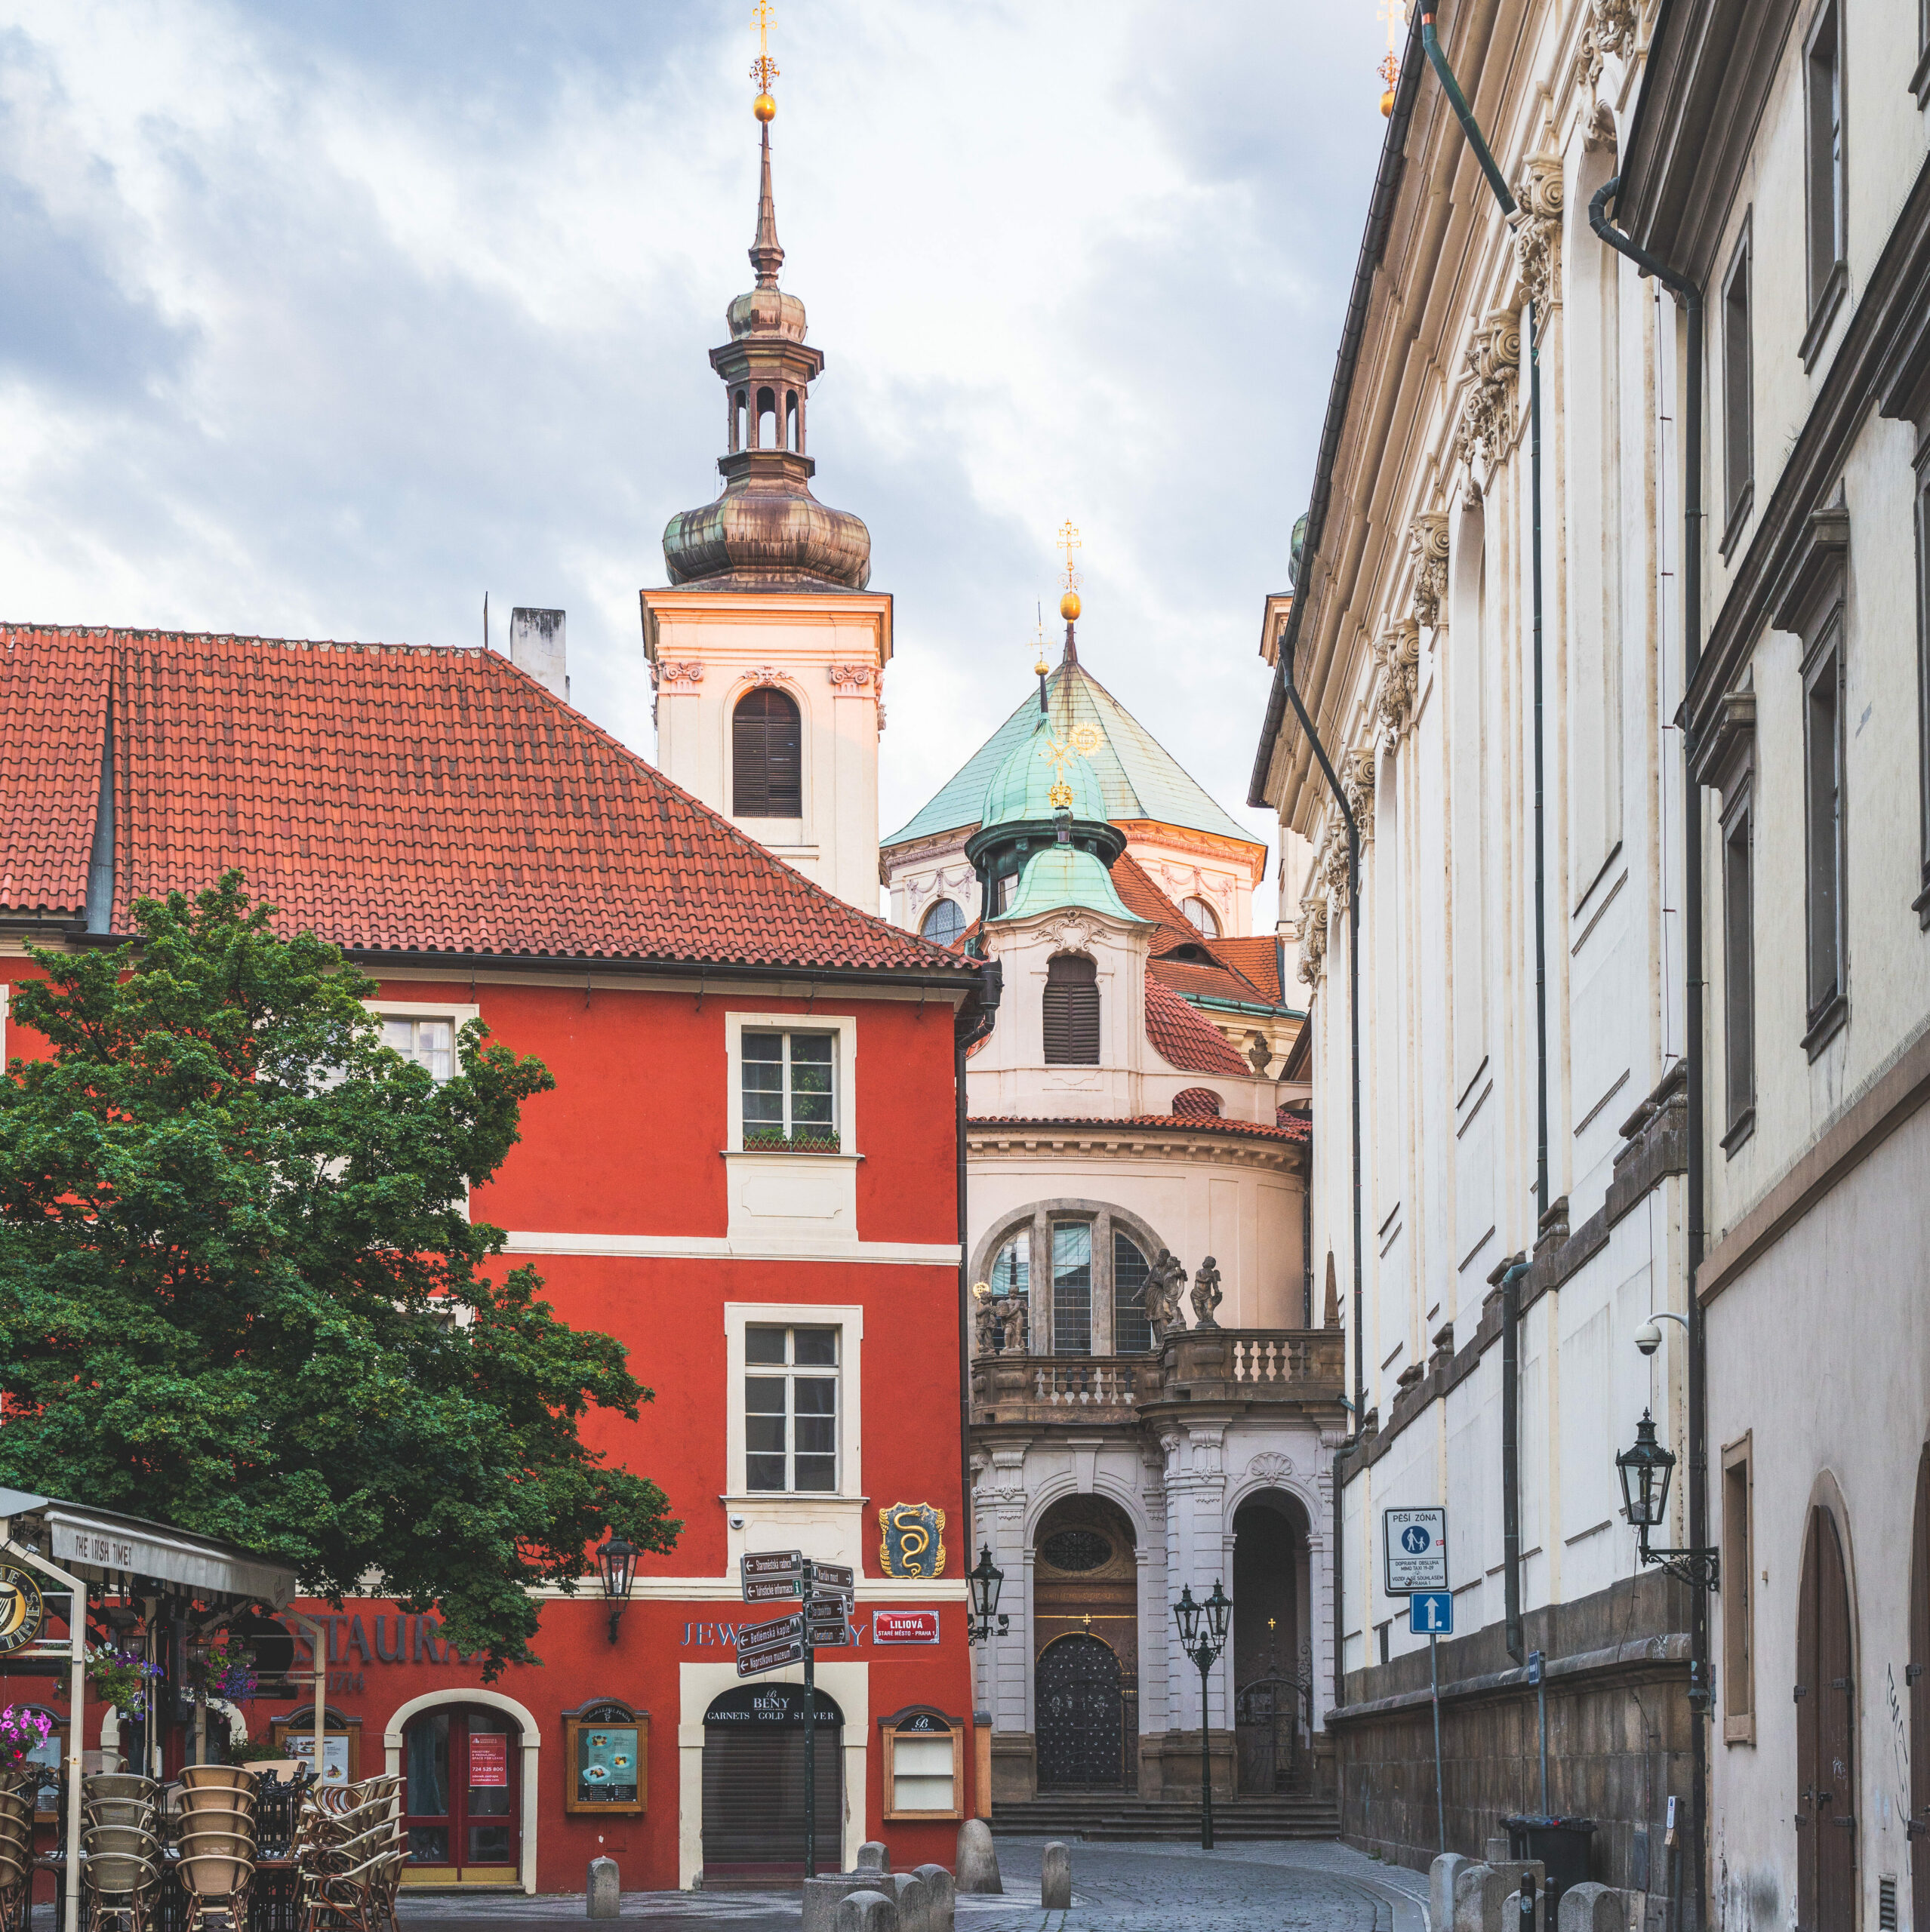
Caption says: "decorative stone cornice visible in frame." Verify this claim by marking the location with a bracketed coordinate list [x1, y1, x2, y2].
[657, 660, 705, 688]
[1513, 147, 1565, 311]
[1454, 309, 1523, 470]
[1374, 619, 1423, 737]
[1408, 515, 1449, 629]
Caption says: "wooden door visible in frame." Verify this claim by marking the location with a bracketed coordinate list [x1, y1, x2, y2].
[1796, 1506, 1856, 1932]
[1910, 1447, 1929, 1932]
[1035, 1634, 1125, 1788]
[402, 1707, 521, 1884]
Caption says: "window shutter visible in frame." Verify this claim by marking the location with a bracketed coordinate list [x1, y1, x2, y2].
[732, 688, 802, 817]
[1042, 955, 1100, 1065]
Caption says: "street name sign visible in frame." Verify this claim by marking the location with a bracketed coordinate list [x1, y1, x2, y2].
[737, 1614, 803, 1648]
[810, 1561, 856, 1592]
[1409, 1591, 1453, 1635]
[872, 1610, 940, 1645]
[735, 1639, 805, 1678]
[741, 1551, 804, 1579]
[742, 1575, 804, 1604]
[1383, 1507, 1448, 1594]
[806, 1617, 854, 1648]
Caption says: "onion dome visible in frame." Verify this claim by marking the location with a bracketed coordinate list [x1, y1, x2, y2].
[661, 120, 872, 592]
[980, 713, 1107, 829]
[990, 844, 1136, 924]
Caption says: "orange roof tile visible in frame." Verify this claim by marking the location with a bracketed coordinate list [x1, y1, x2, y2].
[1210, 934, 1285, 1004]
[0, 626, 977, 977]
[1144, 976, 1251, 1077]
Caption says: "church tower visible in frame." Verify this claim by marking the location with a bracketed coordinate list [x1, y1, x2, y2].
[640, 16, 888, 913]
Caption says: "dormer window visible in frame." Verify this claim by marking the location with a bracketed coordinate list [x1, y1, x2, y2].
[733, 688, 802, 819]
[1042, 955, 1100, 1066]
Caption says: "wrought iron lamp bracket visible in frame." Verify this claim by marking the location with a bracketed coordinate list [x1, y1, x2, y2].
[1638, 1534, 1719, 1595]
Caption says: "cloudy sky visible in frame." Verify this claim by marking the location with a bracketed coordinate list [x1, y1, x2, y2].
[0, 0, 1388, 920]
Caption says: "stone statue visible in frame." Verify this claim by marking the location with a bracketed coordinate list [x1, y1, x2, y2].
[974, 1297, 1000, 1358]
[997, 1294, 1030, 1355]
[1190, 1256, 1223, 1329]
[1143, 1250, 1189, 1346]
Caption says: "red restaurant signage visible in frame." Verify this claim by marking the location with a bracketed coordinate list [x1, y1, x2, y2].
[468, 1733, 509, 1788]
[871, 1610, 940, 1645]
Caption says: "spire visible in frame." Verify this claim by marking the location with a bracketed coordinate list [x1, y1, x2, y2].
[1034, 607, 1050, 715]
[750, 123, 784, 289]
[1056, 520, 1083, 664]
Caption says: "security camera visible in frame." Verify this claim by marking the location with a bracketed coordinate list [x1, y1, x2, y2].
[1634, 1318, 1662, 1357]
[728, 1514, 746, 1531]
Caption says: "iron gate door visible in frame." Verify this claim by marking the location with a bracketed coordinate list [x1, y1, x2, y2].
[1035, 1634, 1125, 1788]
[1235, 1675, 1307, 1793]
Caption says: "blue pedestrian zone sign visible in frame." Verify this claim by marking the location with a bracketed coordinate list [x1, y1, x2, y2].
[1383, 1506, 1449, 1593]
[1409, 1590, 1453, 1635]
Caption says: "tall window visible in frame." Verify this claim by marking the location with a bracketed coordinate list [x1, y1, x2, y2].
[744, 1324, 838, 1492]
[1722, 1437, 1755, 1742]
[990, 1232, 1028, 1300]
[1722, 227, 1754, 543]
[1803, 622, 1848, 1048]
[1042, 955, 1100, 1065]
[1722, 798, 1756, 1142]
[733, 688, 802, 818]
[383, 1016, 454, 1081]
[1051, 1223, 1092, 1355]
[920, 899, 965, 948]
[742, 1032, 836, 1149]
[1805, 1, 1845, 327]
[1113, 1233, 1153, 1353]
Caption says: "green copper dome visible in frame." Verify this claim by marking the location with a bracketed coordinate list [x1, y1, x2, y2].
[980, 713, 1107, 829]
[990, 844, 1137, 924]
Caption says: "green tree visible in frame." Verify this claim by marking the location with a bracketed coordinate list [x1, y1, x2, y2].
[0, 875, 677, 1676]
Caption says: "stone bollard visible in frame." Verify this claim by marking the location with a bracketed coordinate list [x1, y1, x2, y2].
[1559, 1885, 1634, 1932]
[1456, 1860, 1549, 1932]
[857, 1842, 891, 1873]
[1042, 1841, 1072, 1911]
[884, 1872, 929, 1932]
[913, 1864, 956, 1932]
[805, 1875, 903, 1932]
[586, 1856, 620, 1920]
[956, 1819, 1002, 1896]
[1433, 1853, 1472, 1932]
[835, 1892, 899, 1932]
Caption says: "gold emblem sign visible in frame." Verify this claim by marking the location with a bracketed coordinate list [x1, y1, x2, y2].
[0, 1564, 45, 1655]
[879, 1503, 947, 1580]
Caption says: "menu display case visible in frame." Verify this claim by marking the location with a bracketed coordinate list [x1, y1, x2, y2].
[562, 1699, 647, 1816]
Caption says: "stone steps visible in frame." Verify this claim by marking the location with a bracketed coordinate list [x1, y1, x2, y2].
[990, 1793, 1340, 1842]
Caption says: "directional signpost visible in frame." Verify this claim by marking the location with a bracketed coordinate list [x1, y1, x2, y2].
[1389, 1515, 1452, 1857]
[737, 1552, 853, 1878]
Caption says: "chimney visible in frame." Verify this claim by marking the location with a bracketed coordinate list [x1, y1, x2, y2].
[509, 608, 568, 701]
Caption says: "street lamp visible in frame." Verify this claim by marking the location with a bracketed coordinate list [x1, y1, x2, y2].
[967, 1545, 1008, 1645]
[596, 1537, 639, 1644]
[1616, 1411, 1719, 1592]
[1173, 1580, 1232, 1850]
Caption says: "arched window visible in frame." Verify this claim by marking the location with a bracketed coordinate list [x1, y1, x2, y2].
[1042, 954, 1099, 1065]
[756, 386, 778, 449]
[786, 390, 800, 451]
[1113, 1232, 1153, 1352]
[732, 390, 746, 453]
[733, 688, 802, 818]
[919, 898, 965, 948]
[990, 1232, 1028, 1299]
[1180, 895, 1221, 938]
[1171, 1086, 1224, 1119]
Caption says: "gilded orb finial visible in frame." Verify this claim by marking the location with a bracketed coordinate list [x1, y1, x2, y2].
[750, 0, 779, 118]
[1378, 0, 1406, 115]
[1057, 520, 1083, 623]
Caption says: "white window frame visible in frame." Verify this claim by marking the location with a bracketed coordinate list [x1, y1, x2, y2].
[723, 1301, 864, 1501]
[368, 1001, 480, 1081]
[740, 1321, 842, 1494]
[723, 1011, 857, 1154]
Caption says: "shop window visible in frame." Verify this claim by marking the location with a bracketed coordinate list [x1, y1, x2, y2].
[1042, 954, 1100, 1064]
[1113, 1232, 1153, 1353]
[1722, 1436, 1755, 1743]
[733, 687, 802, 818]
[879, 1706, 965, 1821]
[1051, 1223, 1092, 1355]
[742, 1032, 837, 1151]
[744, 1324, 839, 1493]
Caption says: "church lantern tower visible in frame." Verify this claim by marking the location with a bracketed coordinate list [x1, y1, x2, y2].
[641, 8, 889, 912]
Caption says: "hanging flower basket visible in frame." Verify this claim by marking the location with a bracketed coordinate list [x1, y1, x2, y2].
[86, 1646, 165, 1718]
[199, 1641, 257, 1705]
[0, 1707, 51, 1772]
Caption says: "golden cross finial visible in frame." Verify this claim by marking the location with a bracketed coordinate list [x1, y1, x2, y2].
[1057, 520, 1082, 595]
[1267, 1617, 1278, 1633]
[1033, 605, 1049, 678]
[750, 0, 779, 105]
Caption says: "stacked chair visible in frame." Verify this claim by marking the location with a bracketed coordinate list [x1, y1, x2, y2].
[79, 1772, 165, 1932]
[0, 1770, 38, 1932]
[174, 1765, 257, 1932]
[293, 1777, 403, 1932]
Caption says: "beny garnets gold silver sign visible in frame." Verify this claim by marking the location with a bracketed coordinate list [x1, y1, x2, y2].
[0, 1564, 45, 1655]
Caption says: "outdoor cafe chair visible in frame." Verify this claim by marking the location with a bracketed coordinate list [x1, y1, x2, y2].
[82, 1796, 160, 1833]
[178, 1843, 255, 1932]
[79, 1826, 165, 1932]
[178, 1786, 257, 1818]
[83, 1774, 160, 1805]
[0, 1838, 30, 1932]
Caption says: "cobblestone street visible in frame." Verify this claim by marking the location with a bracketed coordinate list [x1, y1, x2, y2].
[391, 1838, 1430, 1932]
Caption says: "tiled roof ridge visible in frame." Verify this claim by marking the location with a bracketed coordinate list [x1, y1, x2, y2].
[969, 1112, 1304, 1143]
[2, 622, 461, 657]
[1112, 853, 1270, 1002]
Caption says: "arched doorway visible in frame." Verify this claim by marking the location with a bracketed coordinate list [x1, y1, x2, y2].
[700, 1684, 843, 1883]
[1796, 1503, 1856, 1932]
[1232, 1492, 1313, 1794]
[401, 1703, 522, 1884]
[1033, 1495, 1138, 1789]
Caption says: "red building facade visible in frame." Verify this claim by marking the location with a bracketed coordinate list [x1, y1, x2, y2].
[0, 624, 992, 1891]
